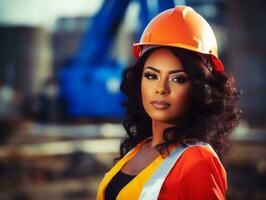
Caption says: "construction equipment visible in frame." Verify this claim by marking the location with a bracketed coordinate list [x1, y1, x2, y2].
[58, 0, 175, 119]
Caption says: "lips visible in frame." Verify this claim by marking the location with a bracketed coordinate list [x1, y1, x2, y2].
[151, 100, 171, 109]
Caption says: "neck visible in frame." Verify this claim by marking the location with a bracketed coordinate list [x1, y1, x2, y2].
[146, 120, 176, 149]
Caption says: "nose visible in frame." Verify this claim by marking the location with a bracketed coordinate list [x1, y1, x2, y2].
[156, 78, 170, 95]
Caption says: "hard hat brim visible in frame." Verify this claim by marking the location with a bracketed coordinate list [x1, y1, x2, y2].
[132, 42, 224, 73]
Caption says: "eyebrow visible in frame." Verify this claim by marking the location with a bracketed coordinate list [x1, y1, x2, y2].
[144, 66, 185, 74]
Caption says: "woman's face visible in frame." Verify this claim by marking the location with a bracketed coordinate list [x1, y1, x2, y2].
[141, 48, 192, 124]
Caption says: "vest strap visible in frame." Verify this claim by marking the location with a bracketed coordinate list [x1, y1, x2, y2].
[139, 141, 212, 200]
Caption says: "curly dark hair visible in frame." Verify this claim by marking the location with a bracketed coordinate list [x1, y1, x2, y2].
[114, 46, 242, 165]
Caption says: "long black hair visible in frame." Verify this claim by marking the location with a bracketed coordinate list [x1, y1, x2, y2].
[115, 46, 241, 165]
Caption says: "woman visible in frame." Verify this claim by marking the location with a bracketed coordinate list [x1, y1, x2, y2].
[97, 5, 241, 200]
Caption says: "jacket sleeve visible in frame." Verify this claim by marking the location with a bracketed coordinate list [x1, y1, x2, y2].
[179, 156, 227, 200]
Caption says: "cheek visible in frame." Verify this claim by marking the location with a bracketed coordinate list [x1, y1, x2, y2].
[171, 85, 191, 110]
[141, 79, 155, 112]
[141, 80, 150, 103]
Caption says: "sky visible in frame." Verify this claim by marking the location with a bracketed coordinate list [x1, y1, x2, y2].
[0, 0, 104, 31]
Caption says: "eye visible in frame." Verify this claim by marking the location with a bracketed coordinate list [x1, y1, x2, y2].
[143, 72, 158, 80]
[171, 76, 189, 84]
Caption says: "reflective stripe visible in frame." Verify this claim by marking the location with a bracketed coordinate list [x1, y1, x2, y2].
[139, 142, 213, 200]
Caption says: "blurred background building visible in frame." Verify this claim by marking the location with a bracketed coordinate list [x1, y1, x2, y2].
[0, 0, 265, 199]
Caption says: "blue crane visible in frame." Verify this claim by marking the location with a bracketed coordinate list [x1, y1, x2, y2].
[58, 0, 176, 120]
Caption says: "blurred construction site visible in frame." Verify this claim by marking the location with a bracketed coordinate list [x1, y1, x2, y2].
[0, 0, 265, 199]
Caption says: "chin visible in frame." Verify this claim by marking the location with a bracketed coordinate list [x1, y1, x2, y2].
[148, 112, 178, 124]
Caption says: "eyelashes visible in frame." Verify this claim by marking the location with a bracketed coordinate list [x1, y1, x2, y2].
[171, 76, 189, 84]
[143, 72, 189, 84]
[143, 72, 157, 80]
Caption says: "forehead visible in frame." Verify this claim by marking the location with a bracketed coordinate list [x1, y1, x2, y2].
[144, 48, 184, 71]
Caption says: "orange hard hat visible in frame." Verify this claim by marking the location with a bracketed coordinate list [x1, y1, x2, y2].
[133, 5, 224, 73]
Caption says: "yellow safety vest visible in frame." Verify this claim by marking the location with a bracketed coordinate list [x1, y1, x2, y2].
[96, 138, 216, 200]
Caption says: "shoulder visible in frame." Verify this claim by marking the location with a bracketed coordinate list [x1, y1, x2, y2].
[182, 143, 217, 159]
[179, 144, 226, 174]
[164, 144, 227, 199]
[168, 143, 227, 185]
[177, 144, 227, 193]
